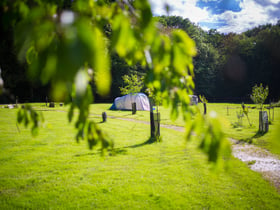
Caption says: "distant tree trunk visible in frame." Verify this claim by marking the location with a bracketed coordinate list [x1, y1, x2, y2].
[203, 102, 207, 115]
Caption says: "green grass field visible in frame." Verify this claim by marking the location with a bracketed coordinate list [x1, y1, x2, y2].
[207, 103, 280, 156]
[0, 104, 280, 209]
[85, 103, 280, 156]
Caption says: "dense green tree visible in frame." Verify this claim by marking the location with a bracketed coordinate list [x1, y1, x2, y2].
[110, 53, 146, 100]
[156, 16, 221, 98]
[2, 8, 280, 104]
[119, 74, 144, 95]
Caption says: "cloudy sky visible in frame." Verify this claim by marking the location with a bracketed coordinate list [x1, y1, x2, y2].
[148, 0, 280, 33]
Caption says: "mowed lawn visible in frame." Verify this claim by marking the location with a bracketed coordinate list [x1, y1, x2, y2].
[88, 103, 280, 156]
[0, 106, 280, 209]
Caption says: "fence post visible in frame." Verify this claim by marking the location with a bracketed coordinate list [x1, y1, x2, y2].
[102, 112, 107, 123]
[49, 102, 55, 107]
[16, 96, 18, 108]
[132, 102, 136, 115]
[149, 98, 160, 139]
[259, 111, 269, 133]
[273, 107, 274, 121]
[150, 111, 155, 138]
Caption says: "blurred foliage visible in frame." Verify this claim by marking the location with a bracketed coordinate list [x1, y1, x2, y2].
[2, 0, 229, 162]
[145, 86, 162, 107]
[157, 16, 280, 102]
[185, 110, 231, 164]
[17, 104, 44, 136]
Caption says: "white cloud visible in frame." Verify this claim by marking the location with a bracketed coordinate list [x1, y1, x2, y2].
[270, 0, 280, 4]
[149, 0, 210, 24]
[217, 0, 280, 33]
[149, 0, 280, 34]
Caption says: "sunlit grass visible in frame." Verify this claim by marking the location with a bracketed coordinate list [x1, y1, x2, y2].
[10, 102, 280, 155]
[0, 108, 280, 209]
[206, 103, 280, 156]
[87, 103, 280, 156]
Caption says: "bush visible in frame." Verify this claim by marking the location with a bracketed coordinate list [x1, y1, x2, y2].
[272, 100, 280, 107]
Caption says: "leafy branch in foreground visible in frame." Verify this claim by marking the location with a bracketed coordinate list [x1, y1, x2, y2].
[3, 0, 230, 163]
[17, 104, 44, 136]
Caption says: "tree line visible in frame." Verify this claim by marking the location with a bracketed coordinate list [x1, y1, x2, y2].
[156, 16, 280, 103]
[1, 7, 280, 103]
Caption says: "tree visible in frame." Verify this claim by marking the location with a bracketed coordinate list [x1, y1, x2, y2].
[250, 83, 269, 111]
[120, 74, 144, 95]
[251, 84, 269, 132]
[120, 73, 144, 114]
[110, 53, 145, 100]
[0, 0, 229, 162]
[156, 16, 222, 99]
[199, 95, 208, 115]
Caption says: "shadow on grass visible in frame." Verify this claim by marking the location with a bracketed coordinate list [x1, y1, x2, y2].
[252, 131, 266, 138]
[74, 152, 98, 157]
[238, 130, 267, 144]
[124, 137, 159, 149]
[73, 137, 160, 157]
[74, 148, 128, 157]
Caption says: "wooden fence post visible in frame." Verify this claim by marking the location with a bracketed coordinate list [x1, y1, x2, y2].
[132, 102, 136, 115]
[102, 112, 107, 123]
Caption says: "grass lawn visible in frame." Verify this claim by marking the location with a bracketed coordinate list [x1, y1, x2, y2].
[0, 107, 280, 209]
[83, 103, 280, 156]
[205, 103, 280, 156]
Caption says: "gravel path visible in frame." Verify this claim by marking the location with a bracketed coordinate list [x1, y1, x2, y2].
[231, 140, 280, 192]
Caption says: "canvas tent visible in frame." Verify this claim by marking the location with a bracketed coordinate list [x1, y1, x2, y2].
[189, 95, 198, 105]
[110, 93, 150, 111]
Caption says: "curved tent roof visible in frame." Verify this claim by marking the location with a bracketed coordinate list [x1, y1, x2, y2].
[110, 93, 150, 111]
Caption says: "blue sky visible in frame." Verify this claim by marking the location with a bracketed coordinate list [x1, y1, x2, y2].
[149, 0, 280, 33]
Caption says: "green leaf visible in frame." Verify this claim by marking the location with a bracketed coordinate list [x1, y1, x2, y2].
[17, 109, 23, 123]
[68, 105, 74, 123]
[134, 0, 153, 29]
[91, 27, 111, 96]
[26, 46, 38, 65]
[112, 14, 136, 57]
[75, 69, 89, 97]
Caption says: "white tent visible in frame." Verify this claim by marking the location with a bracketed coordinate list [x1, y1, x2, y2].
[110, 93, 150, 111]
[189, 95, 198, 105]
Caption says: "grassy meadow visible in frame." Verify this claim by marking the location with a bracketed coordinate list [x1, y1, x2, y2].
[0, 103, 280, 209]
[87, 103, 280, 156]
